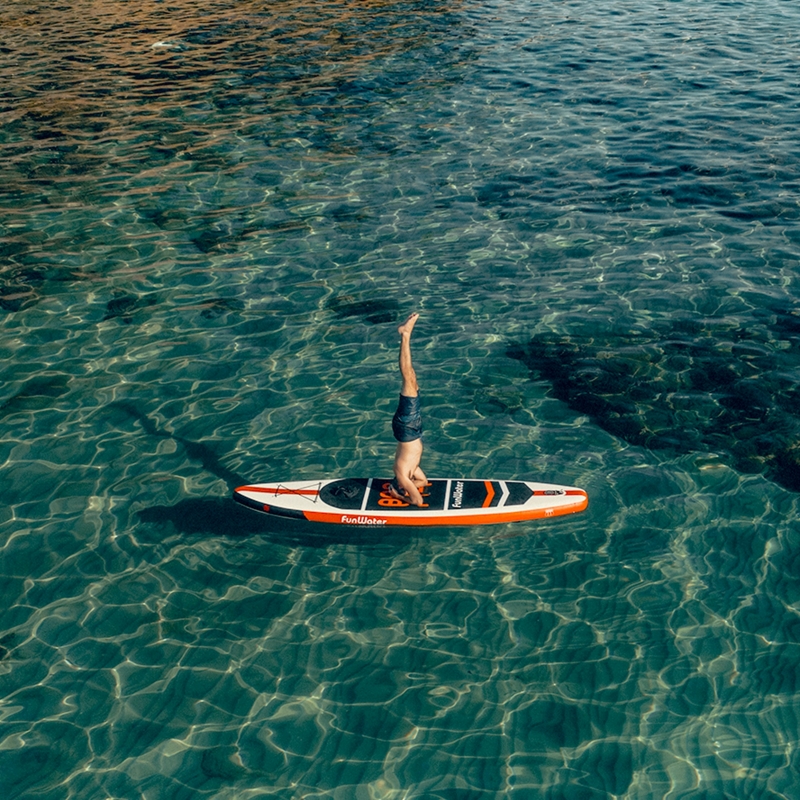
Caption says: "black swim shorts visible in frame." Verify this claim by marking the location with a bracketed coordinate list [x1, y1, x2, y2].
[392, 393, 423, 443]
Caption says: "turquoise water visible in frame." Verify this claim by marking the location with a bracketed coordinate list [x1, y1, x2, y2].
[2, 0, 800, 797]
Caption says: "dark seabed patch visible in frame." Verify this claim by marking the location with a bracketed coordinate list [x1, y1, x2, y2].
[327, 295, 401, 324]
[102, 294, 157, 323]
[1, 374, 71, 416]
[508, 310, 800, 492]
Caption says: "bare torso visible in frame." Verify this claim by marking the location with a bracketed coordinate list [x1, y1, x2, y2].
[392, 439, 427, 505]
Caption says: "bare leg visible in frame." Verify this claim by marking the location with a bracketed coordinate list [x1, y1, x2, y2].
[398, 312, 419, 397]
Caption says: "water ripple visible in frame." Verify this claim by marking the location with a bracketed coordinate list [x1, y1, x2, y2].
[3, 0, 800, 798]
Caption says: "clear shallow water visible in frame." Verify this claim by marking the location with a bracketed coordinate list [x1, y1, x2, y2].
[2, 0, 800, 797]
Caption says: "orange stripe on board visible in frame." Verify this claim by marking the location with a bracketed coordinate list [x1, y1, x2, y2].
[482, 481, 495, 508]
[303, 495, 588, 527]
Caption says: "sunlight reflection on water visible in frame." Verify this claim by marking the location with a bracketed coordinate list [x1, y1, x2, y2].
[2, 0, 800, 798]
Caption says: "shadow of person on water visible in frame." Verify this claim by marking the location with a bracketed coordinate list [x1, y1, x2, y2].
[136, 497, 418, 551]
[112, 400, 420, 552]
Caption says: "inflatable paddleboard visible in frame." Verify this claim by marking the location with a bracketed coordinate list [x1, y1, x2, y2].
[234, 478, 587, 527]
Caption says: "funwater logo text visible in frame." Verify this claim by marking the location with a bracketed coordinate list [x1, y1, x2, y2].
[341, 515, 387, 525]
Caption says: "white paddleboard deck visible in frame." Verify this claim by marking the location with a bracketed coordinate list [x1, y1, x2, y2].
[234, 478, 587, 527]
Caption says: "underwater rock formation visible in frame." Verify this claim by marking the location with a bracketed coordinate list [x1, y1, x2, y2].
[0, 266, 45, 312]
[327, 295, 400, 324]
[508, 315, 800, 492]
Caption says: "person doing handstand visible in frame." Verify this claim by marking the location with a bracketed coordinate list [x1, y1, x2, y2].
[388, 313, 428, 507]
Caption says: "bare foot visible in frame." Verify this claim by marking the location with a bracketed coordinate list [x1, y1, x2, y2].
[398, 312, 419, 337]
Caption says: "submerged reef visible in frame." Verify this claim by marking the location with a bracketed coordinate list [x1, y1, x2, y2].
[327, 295, 400, 324]
[508, 311, 800, 492]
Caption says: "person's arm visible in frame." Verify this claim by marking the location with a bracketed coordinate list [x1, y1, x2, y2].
[396, 474, 425, 506]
